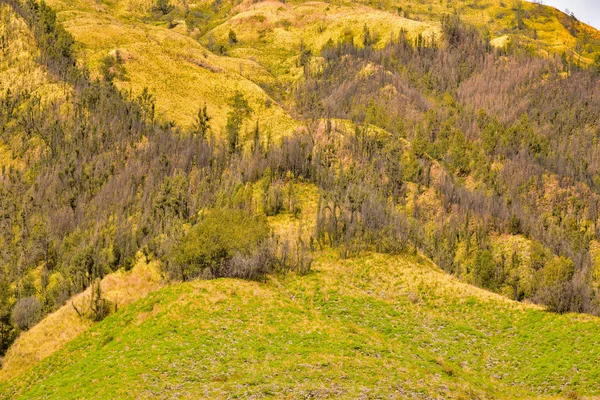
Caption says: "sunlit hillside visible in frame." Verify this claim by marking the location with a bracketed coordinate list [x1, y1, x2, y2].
[2, 248, 600, 398]
[1, 0, 600, 398]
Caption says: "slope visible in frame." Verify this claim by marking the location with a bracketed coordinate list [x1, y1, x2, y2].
[0, 255, 162, 381]
[0, 2, 70, 170]
[42, 0, 299, 133]
[1, 250, 599, 399]
[333, 0, 600, 64]
[35, 0, 600, 131]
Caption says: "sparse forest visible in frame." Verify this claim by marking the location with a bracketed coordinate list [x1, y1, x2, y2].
[0, 0, 600, 369]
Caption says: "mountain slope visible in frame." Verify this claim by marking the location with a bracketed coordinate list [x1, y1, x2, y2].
[36, 0, 600, 129]
[1, 251, 599, 399]
[0, 256, 162, 381]
[1, 1, 600, 398]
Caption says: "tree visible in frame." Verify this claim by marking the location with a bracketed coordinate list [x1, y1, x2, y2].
[100, 53, 127, 82]
[514, 1, 525, 30]
[195, 104, 211, 139]
[473, 249, 498, 290]
[0, 277, 16, 355]
[12, 296, 42, 331]
[593, 54, 600, 75]
[450, 130, 470, 176]
[89, 279, 112, 322]
[168, 209, 270, 280]
[226, 91, 252, 153]
[153, 0, 174, 15]
[137, 87, 155, 124]
[228, 30, 238, 45]
[363, 24, 374, 48]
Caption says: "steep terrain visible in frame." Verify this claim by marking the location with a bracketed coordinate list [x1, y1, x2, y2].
[36, 0, 600, 128]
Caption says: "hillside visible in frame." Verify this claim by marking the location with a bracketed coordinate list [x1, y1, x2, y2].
[2, 251, 600, 399]
[36, 0, 600, 128]
[1, 0, 600, 398]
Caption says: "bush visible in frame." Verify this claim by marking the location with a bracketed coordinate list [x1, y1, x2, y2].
[168, 209, 271, 280]
[12, 297, 42, 331]
[223, 240, 276, 280]
[153, 0, 173, 15]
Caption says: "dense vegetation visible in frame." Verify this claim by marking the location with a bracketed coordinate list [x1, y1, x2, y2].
[0, 0, 314, 354]
[0, 0, 600, 378]
[295, 17, 600, 315]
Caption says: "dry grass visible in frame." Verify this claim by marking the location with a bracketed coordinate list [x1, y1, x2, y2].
[206, 0, 439, 83]
[490, 34, 510, 48]
[0, 254, 163, 381]
[2, 181, 600, 398]
[266, 181, 319, 245]
[0, 5, 70, 172]
[45, 0, 298, 135]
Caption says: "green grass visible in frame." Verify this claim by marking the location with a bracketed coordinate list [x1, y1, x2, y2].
[3, 1, 600, 398]
[2, 250, 599, 399]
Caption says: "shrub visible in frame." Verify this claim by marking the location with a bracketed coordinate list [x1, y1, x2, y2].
[168, 209, 271, 280]
[12, 297, 42, 331]
[223, 240, 276, 280]
[153, 0, 173, 15]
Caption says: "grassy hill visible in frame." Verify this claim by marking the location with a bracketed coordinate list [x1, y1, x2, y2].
[2, 0, 600, 398]
[1, 250, 600, 399]
[0, 256, 162, 381]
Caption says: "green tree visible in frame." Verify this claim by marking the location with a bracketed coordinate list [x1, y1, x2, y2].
[0, 277, 16, 355]
[99, 51, 127, 83]
[153, 0, 173, 15]
[473, 249, 498, 290]
[226, 91, 252, 153]
[593, 54, 600, 75]
[195, 104, 211, 139]
[137, 87, 155, 124]
[228, 30, 238, 45]
[168, 209, 270, 280]
[363, 24, 374, 47]
[450, 130, 470, 176]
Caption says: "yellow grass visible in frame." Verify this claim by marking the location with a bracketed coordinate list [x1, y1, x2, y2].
[0, 5, 67, 100]
[207, 0, 439, 84]
[266, 181, 319, 244]
[0, 5, 71, 171]
[0, 254, 163, 381]
[45, 0, 299, 135]
[314, 250, 541, 311]
[490, 34, 510, 48]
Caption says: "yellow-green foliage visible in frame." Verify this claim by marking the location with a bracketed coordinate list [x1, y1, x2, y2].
[589, 240, 600, 289]
[169, 208, 270, 279]
[44, 0, 298, 135]
[265, 181, 319, 244]
[3, 249, 600, 398]
[0, 255, 162, 381]
[0, 6, 65, 98]
[0, 5, 70, 171]
[29, 0, 600, 138]
[325, 0, 600, 63]
[490, 233, 535, 298]
[2, 180, 600, 398]
[206, 1, 438, 80]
